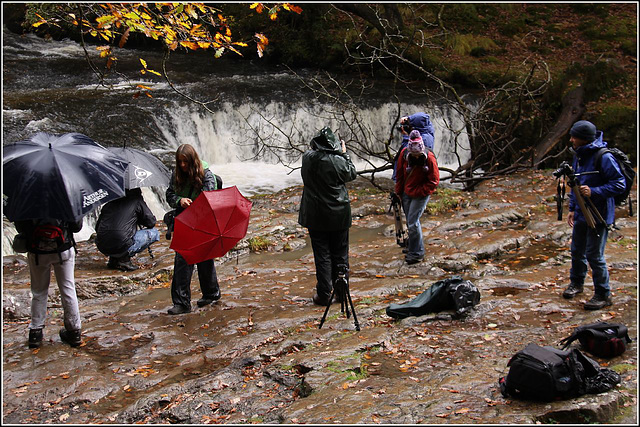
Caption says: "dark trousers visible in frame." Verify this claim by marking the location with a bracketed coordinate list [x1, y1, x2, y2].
[308, 228, 349, 300]
[170, 252, 220, 308]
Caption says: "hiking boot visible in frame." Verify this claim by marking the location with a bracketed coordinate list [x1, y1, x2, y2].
[584, 294, 612, 311]
[405, 255, 424, 265]
[562, 283, 584, 299]
[28, 328, 43, 349]
[198, 288, 221, 307]
[167, 305, 191, 315]
[114, 257, 138, 272]
[312, 292, 331, 306]
[107, 257, 118, 269]
[59, 328, 82, 347]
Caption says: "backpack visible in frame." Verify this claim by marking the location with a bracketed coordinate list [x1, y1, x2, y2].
[385, 276, 480, 319]
[29, 222, 69, 253]
[594, 147, 636, 215]
[559, 322, 633, 358]
[499, 343, 620, 401]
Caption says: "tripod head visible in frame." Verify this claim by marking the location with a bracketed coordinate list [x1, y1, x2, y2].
[336, 264, 348, 287]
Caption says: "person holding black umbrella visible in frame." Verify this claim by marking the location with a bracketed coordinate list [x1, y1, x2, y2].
[14, 218, 84, 348]
[165, 144, 221, 315]
[4, 132, 129, 349]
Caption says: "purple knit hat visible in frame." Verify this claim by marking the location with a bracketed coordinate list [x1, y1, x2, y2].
[407, 130, 425, 154]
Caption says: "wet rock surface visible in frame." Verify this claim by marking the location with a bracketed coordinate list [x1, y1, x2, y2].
[2, 170, 637, 424]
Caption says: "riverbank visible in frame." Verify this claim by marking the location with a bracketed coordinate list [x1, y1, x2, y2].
[2, 170, 637, 424]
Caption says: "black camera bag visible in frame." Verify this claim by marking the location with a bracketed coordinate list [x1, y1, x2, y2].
[385, 276, 479, 319]
[559, 321, 632, 358]
[499, 343, 620, 401]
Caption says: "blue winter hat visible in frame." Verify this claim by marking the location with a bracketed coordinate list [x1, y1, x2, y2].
[569, 120, 597, 142]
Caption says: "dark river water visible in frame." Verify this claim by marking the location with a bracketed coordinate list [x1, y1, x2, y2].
[2, 25, 473, 252]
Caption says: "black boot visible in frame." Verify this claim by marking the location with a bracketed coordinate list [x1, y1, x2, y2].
[562, 283, 584, 299]
[114, 255, 138, 272]
[584, 294, 612, 310]
[197, 288, 221, 307]
[59, 328, 82, 347]
[28, 328, 43, 349]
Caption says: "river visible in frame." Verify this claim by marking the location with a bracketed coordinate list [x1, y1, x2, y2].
[2, 26, 473, 253]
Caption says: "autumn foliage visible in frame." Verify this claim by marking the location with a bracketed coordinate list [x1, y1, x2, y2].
[31, 3, 302, 73]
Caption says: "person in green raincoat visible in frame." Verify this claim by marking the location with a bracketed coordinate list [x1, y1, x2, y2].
[165, 144, 221, 315]
[298, 127, 357, 306]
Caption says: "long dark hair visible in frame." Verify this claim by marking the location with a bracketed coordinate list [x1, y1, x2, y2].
[175, 144, 205, 192]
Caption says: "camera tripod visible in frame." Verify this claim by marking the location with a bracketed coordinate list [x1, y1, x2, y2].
[319, 265, 360, 331]
[555, 161, 610, 236]
[389, 192, 408, 248]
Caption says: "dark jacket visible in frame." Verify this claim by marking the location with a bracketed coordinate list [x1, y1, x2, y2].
[165, 160, 217, 214]
[569, 131, 626, 225]
[95, 188, 157, 256]
[15, 218, 82, 254]
[394, 148, 440, 198]
[298, 128, 357, 231]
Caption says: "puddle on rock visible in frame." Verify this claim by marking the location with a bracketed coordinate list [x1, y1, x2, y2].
[494, 238, 563, 270]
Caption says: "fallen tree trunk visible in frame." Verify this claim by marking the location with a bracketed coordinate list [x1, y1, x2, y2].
[534, 86, 585, 166]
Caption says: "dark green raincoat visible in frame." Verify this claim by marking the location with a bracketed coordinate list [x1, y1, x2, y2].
[298, 127, 357, 231]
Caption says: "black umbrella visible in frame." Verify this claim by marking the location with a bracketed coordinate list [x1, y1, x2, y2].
[107, 146, 171, 189]
[3, 132, 128, 222]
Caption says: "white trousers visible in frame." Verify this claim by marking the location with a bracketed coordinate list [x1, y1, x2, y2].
[28, 248, 81, 331]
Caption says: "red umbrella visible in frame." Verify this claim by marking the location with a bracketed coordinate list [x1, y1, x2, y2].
[169, 186, 252, 265]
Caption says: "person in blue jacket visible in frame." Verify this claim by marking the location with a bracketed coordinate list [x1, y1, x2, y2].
[562, 120, 625, 310]
[392, 112, 435, 182]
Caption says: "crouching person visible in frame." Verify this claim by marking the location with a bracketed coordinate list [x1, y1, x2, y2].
[14, 218, 84, 348]
[298, 127, 357, 306]
[95, 188, 160, 271]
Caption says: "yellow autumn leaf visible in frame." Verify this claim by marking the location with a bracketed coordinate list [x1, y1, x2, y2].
[146, 69, 161, 76]
[139, 58, 147, 68]
[179, 41, 199, 50]
[270, 12, 278, 21]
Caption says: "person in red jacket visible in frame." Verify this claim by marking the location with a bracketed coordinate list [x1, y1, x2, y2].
[394, 130, 440, 264]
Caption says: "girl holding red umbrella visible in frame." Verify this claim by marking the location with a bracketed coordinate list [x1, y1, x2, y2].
[165, 144, 221, 315]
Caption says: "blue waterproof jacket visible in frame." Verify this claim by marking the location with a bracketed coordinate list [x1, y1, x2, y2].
[392, 112, 436, 181]
[404, 112, 435, 151]
[569, 131, 625, 225]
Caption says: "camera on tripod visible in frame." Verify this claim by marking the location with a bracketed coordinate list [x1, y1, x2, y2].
[553, 161, 574, 180]
[335, 264, 348, 291]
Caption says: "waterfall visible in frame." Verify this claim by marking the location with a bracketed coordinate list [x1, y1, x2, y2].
[2, 26, 474, 256]
[153, 99, 472, 194]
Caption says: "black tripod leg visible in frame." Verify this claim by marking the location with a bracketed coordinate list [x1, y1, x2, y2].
[318, 288, 336, 329]
[344, 283, 360, 331]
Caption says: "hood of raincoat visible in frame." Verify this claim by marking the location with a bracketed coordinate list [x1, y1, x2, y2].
[402, 112, 435, 151]
[310, 127, 341, 153]
[408, 112, 435, 137]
